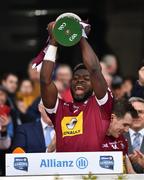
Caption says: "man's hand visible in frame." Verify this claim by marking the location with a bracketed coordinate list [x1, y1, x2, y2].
[129, 150, 138, 163]
[129, 150, 144, 168]
[47, 134, 56, 152]
[80, 20, 91, 37]
[138, 66, 144, 86]
[136, 150, 144, 168]
[47, 22, 57, 46]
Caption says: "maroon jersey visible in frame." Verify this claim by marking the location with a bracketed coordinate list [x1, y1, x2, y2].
[101, 135, 128, 155]
[47, 89, 113, 152]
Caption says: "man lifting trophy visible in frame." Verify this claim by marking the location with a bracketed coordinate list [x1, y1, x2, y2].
[40, 12, 113, 152]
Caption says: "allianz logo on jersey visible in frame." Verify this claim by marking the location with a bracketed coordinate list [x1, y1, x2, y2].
[14, 157, 28, 171]
[99, 156, 114, 170]
[40, 157, 88, 169]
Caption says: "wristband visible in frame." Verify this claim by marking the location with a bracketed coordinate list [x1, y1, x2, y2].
[44, 45, 57, 62]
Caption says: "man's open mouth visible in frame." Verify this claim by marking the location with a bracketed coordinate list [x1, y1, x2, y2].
[75, 85, 85, 95]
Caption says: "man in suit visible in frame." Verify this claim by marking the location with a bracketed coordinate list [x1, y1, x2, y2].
[12, 102, 55, 153]
[124, 97, 144, 173]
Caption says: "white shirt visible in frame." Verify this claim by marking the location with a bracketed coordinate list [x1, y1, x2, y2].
[129, 128, 144, 147]
[40, 118, 55, 145]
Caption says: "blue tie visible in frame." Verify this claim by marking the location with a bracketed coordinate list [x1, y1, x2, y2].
[133, 132, 141, 150]
[45, 126, 52, 147]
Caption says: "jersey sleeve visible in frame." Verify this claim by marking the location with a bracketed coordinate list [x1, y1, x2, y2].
[96, 88, 114, 120]
[45, 98, 59, 114]
[44, 98, 60, 124]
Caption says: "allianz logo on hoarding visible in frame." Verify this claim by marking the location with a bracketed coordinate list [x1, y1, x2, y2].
[40, 157, 88, 169]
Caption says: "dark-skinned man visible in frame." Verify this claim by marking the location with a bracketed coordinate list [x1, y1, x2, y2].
[40, 22, 113, 152]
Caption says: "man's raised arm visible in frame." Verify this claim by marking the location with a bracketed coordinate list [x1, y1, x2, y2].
[40, 22, 58, 109]
[80, 37, 108, 99]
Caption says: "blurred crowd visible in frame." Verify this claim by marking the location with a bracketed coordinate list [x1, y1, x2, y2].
[1, 54, 144, 175]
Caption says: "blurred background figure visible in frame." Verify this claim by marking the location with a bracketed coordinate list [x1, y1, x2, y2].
[111, 75, 125, 99]
[101, 54, 118, 76]
[0, 86, 12, 176]
[124, 97, 144, 173]
[122, 77, 134, 99]
[1, 73, 18, 107]
[27, 61, 40, 99]
[1, 73, 20, 129]
[26, 96, 41, 121]
[0, 117, 12, 176]
[0, 86, 13, 138]
[54, 64, 73, 102]
[16, 79, 35, 113]
[12, 102, 55, 153]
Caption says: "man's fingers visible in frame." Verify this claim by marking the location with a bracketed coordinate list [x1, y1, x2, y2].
[129, 152, 138, 162]
[47, 21, 55, 31]
[136, 150, 144, 159]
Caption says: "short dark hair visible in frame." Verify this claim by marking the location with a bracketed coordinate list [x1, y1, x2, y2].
[73, 63, 87, 74]
[112, 75, 123, 89]
[1, 73, 18, 81]
[112, 98, 138, 119]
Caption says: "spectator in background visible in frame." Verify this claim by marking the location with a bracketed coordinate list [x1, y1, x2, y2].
[54, 64, 73, 102]
[101, 98, 138, 173]
[0, 86, 12, 176]
[0, 86, 13, 138]
[124, 97, 144, 173]
[122, 76, 134, 98]
[16, 79, 35, 113]
[26, 96, 41, 121]
[111, 76, 125, 99]
[27, 61, 40, 99]
[1, 73, 18, 108]
[1, 73, 20, 129]
[0, 119, 11, 176]
[101, 54, 118, 76]
[12, 102, 55, 153]
[0, 86, 12, 145]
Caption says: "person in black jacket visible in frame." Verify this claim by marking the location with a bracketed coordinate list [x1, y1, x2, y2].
[12, 102, 55, 153]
